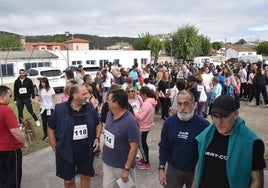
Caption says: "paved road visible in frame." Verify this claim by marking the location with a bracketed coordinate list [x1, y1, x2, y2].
[21, 101, 268, 188]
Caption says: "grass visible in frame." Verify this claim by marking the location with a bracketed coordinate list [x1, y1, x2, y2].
[8, 94, 50, 156]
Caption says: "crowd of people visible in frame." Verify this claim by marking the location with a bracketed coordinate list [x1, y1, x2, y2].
[0, 58, 267, 188]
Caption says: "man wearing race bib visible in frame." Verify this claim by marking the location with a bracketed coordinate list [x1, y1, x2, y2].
[14, 69, 40, 126]
[48, 84, 102, 188]
[102, 89, 140, 188]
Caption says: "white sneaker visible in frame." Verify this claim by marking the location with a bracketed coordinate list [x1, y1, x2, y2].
[36, 121, 41, 127]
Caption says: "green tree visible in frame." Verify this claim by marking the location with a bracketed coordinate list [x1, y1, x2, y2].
[173, 24, 202, 60]
[133, 32, 163, 66]
[132, 32, 152, 50]
[150, 37, 163, 66]
[0, 33, 22, 51]
[256, 41, 268, 55]
[235, 39, 247, 45]
[212, 41, 222, 50]
[199, 35, 211, 56]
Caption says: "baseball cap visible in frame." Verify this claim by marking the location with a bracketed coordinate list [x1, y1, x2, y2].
[211, 95, 239, 117]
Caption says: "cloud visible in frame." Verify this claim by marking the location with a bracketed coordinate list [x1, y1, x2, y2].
[0, 0, 268, 42]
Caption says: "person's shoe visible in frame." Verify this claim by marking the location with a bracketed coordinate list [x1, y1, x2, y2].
[36, 121, 41, 127]
[94, 171, 99, 176]
[256, 105, 260, 108]
[137, 163, 151, 170]
[248, 101, 255, 106]
[136, 158, 145, 165]
[19, 124, 23, 131]
[42, 136, 48, 141]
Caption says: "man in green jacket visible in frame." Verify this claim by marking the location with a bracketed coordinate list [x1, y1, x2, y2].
[192, 95, 266, 188]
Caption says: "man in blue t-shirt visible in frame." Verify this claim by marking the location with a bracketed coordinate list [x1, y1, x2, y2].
[158, 90, 209, 188]
[102, 89, 140, 188]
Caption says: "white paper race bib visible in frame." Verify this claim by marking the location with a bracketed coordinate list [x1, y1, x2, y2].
[197, 85, 204, 92]
[19, 87, 27, 94]
[73, 124, 88, 140]
[104, 129, 115, 149]
[46, 109, 51, 116]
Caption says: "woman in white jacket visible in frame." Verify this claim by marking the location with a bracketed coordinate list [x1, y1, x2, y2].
[134, 86, 158, 170]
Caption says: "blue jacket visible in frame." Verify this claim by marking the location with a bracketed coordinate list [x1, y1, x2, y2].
[195, 117, 264, 188]
[50, 101, 99, 164]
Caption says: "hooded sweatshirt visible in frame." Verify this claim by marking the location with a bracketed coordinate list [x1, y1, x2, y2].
[134, 97, 157, 132]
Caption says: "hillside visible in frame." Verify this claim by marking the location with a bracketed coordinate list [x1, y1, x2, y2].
[0, 31, 136, 50]
[25, 34, 136, 50]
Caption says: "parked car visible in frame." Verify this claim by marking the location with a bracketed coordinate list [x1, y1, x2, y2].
[63, 65, 77, 73]
[193, 56, 211, 68]
[26, 67, 66, 95]
[83, 66, 100, 79]
[210, 58, 223, 67]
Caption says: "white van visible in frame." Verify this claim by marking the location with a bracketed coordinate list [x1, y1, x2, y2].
[193, 56, 211, 68]
[193, 56, 223, 68]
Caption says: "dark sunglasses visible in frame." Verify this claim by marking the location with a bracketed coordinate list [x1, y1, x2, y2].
[127, 90, 135, 93]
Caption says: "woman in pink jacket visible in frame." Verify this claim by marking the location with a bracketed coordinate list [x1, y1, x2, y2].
[134, 86, 158, 170]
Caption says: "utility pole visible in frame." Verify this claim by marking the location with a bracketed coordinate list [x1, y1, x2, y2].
[65, 31, 70, 68]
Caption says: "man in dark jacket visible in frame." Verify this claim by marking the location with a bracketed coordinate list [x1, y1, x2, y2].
[14, 69, 40, 126]
[253, 68, 268, 107]
[48, 84, 102, 188]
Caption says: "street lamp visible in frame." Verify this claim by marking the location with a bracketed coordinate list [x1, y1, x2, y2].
[168, 33, 173, 64]
[170, 39, 173, 64]
[65, 31, 70, 67]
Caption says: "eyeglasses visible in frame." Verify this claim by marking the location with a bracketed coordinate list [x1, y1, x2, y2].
[127, 90, 135, 93]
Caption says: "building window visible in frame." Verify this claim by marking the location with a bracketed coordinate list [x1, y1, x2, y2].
[86, 60, 96, 65]
[24, 62, 50, 70]
[71, 61, 82, 65]
[1, 63, 14, 77]
[141, 58, 147, 64]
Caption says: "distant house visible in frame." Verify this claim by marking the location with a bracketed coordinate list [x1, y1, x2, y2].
[106, 42, 133, 50]
[65, 38, 90, 51]
[24, 37, 90, 51]
[223, 44, 256, 58]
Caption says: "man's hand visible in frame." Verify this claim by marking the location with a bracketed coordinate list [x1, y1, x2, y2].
[159, 169, 167, 187]
[120, 169, 129, 182]
[93, 138, 100, 152]
[23, 141, 30, 152]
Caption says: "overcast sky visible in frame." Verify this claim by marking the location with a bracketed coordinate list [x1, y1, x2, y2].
[1, 0, 268, 43]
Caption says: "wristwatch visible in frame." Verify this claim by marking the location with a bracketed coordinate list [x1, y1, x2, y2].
[123, 165, 130, 171]
[158, 165, 165, 170]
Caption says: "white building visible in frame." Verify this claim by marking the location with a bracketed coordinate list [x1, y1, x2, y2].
[49, 49, 151, 71]
[0, 49, 151, 84]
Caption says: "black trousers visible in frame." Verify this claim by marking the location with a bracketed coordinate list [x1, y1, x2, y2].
[255, 86, 268, 106]
[139, 131, 150, 163]
[40, 109, 54, 138]
[159, 97, 171, 118]
[17, 98, 38, 124]
[0, 149, 22, 188]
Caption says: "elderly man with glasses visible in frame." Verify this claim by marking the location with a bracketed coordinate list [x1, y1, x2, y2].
[192, 95, 266, 188]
